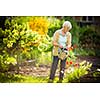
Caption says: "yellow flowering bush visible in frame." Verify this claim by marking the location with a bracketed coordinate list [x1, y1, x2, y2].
[29, 17, 49, 35]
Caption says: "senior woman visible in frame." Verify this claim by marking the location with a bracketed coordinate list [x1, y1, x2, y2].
[48, 21, 72, 83]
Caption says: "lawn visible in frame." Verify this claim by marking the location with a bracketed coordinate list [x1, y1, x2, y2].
[0, 73, 68, 83]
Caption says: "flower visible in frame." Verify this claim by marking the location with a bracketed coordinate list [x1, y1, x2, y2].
[68, 47, 73, 51]
[73, 44, 78, 48]
[66, 61, 69, 65]
[70, 61, 73, 65]
[29, 17, 49, 35]
[74, 63, 79, 68]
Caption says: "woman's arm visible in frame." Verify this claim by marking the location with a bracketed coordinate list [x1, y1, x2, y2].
[67, 32, 72, 49]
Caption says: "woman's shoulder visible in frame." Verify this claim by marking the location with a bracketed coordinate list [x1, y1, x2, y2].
[66, 32, 71, 36]
[53, 29, 61, 39]
[55, 29, 62, 33]
[54, 29, 61, 36]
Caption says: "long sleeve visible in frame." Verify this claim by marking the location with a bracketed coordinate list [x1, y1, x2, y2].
[52, 30, 60, 56]
[52, 31, 59, 47]
[67, 32, 72, 48]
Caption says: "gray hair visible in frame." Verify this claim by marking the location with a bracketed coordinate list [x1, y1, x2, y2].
[62, 21, 72, 30]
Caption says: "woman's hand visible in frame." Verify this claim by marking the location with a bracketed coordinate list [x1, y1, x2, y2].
[66, 46, 70, 50]
[53, 41, 63, 48]
[59, 45, 63, 48]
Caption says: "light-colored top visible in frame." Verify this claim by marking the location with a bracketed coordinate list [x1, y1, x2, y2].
[58, 30, 67, 48]
[52, 29, 72, 56]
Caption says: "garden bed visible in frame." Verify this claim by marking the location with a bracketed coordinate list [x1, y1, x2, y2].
[1, 56, 100, 83]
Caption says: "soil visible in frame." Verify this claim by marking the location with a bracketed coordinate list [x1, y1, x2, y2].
[75, 56, 100, 83]
[9, 56, 100, 82]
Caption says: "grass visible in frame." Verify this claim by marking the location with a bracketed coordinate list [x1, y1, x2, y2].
[0, 73, 48, 83]
[0, 73, 68, 83]
[0, 73, 58, 83]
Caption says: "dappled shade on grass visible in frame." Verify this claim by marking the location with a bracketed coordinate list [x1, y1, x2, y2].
[0, 73, 49, 83]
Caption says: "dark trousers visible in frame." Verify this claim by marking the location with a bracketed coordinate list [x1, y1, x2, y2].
[49, 56, 66, 81]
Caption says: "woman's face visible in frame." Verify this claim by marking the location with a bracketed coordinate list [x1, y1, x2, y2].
[64, 25, 69, 33]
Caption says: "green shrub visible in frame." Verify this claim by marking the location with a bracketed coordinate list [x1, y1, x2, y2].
[79, 25, 100, 49]
[48, 17, 62, 37]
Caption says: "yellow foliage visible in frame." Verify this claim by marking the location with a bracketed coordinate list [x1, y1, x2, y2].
[29, 17, 49, 35]
[22, 47, 30, 53]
